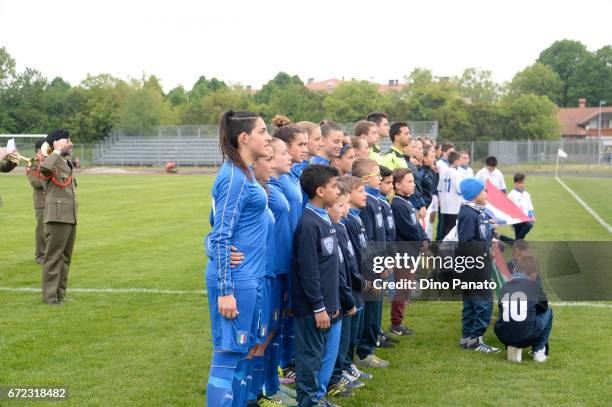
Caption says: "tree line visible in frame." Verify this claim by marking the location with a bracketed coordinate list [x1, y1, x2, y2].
[1, 39, 610, 143]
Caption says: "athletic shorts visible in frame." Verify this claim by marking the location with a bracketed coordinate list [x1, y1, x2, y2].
[206, 277, 264, 352]
[267, 276, 282, 332]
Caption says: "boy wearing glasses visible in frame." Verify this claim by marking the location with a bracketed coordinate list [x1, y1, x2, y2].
[350, 159, 391, 369]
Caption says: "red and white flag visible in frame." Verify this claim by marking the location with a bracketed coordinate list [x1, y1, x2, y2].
[485, 180, 530, 225]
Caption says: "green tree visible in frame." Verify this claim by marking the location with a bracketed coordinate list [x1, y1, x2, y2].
[566, 47, 612, 108]
[120, 86, 161, 135]
[456, 68, 501, 104]
[508, 63, 564, 104]
[166, 85, 187, 107]
[323, 80, 387, 122]
[189, 76, 228, 101]
[0, 46, 16, 88]
[537, 39, 589, 106]
[182, 86, 254, 124]
[501, 94, 561, 140]
[1, 68, 49, 134]
[260, 83, 324, 123]
[254, 72, 304, 106]
[72, 74, 131, 142]
[465, 102, 506, 140]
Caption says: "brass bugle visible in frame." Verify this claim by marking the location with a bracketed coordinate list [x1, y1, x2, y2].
[5, 151, 33, 165]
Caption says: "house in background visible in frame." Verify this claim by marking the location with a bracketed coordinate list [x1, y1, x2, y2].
[557, 98, 612, 138]
[305, 78, 407, 93]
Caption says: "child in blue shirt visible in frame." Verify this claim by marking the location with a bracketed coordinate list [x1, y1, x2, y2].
[457, 177, 500, 354]
[494, 256, 552, 362]
[292, 164, 342, 407]
[351, 158, 390, 369]
[342, 176, 375, 380]
[327, 179, 360, 397]
[390, 168, 428, 337]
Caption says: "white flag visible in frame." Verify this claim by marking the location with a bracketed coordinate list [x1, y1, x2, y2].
[6, 138, 16, 153]
[557, 148, 568, 158]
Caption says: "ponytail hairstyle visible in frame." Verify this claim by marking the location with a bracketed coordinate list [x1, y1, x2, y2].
[219, 110, 260, 176]
[272, 114, 306, 146]
[319, 120, 343, 138]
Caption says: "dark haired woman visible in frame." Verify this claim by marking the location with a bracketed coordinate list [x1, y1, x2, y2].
[270, 115, 309, 382]
[204, 111, 271, 406]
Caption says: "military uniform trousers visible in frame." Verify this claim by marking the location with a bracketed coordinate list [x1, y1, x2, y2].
[43, 222, 76, 303]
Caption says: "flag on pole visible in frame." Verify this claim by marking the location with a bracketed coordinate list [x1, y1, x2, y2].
[484, 180, 531, 225]
[490, 241, 512, 298]
[557, 148, 568, 158]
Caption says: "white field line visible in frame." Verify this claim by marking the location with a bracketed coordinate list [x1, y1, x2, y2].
[555, 176, 612, 234]
[1, 287, 610, 309]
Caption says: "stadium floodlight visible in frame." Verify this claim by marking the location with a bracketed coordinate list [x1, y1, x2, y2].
[599, 101, 607, 164]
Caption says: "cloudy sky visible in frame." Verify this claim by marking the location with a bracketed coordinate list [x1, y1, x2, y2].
[1, 0, 610, 91]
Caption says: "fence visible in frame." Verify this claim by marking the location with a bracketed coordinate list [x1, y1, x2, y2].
[4, 132, 612, 169]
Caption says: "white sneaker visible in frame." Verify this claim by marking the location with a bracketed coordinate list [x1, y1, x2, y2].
[355, 354, 389, 368]
[533, 348, 548, 362]
[507, 346, 522, 362]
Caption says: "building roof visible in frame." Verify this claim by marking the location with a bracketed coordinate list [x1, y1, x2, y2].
[305, 78, 344, 92]
[305, 78, 408, 93]
[557, 100, 612, 137]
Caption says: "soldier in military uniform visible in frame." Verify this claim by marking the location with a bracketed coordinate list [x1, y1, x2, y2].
[26, 138, 48, 264]
[40, 130, 77, 305]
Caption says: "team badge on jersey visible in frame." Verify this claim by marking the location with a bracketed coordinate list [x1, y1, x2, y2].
[322, 237, 334, 255]
[376, 213, 383, 228]
[410, 211, 417, 225]
[387, 215, 394, 229]
[359, 233, 366, 248]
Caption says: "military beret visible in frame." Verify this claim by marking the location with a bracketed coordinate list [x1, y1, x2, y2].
[46, 129, 70, 145]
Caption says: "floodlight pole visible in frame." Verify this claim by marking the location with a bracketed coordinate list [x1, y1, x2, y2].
[599, 100, 606, 164]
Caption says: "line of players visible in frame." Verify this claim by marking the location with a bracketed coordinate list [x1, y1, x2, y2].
[203, 110, 551, 407]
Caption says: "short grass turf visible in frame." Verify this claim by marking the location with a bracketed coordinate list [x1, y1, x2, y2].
[1, 173, 611, 406]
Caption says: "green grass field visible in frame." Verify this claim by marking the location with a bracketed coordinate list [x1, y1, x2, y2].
[1, 173, 611, 406]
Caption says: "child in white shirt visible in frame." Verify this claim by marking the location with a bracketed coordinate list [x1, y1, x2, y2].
[507, 173, 535, 239]
[476, 156, 506, 193]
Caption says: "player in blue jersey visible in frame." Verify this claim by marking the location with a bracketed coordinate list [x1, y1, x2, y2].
[204, 110, 272, 407]
[265, 138, 298, 403]
[310, 120, 344, 166]
[271, 116, 309, 382]
[296, 121, 324, 163]
[246, 144, 299, 406]
[331, 142, 356, 176]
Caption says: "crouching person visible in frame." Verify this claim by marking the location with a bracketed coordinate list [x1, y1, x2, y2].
[494, 256, 553, 362]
